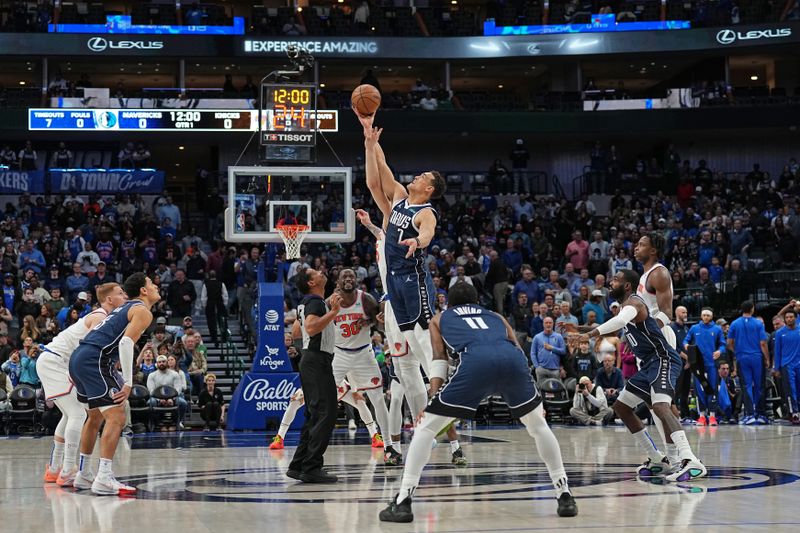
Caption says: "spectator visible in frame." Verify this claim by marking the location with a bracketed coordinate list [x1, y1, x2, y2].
[168, 270, 197, 320]
[510, 139, 530, 194]
[156, 196, 182, 231]
[565, 231, 589, 270]
[570, 338, 598, 381]
[186, 332, 207, 399]
[569, 376, 612, 426]
[555, 301, 578, 332]
[147, 354, 187, 430]
[201, 270, 228, 347]
[717, 361, 742, 424]
[594, 353, 624, 406]
[166, 354, 189, 429]
[509, 292, 532, 348]
[488, 159, 511, 194]
[569, 269, 594, 299]
[16, 287, 39, 323]
[0, 364, 11, 412]
[530, 316, 566, 383]
[18, 314, 41, 345]
[2, 349, 21, 387]
[0, 145, 17, 168]
[135, 345, 157, 385]
[419, 91, 438, 111]
[65, 263, 89, 303]
[118, 142, 135, 168]
[18, 141, 37, 171]
[19, 341, 40, 388]
[512, 267, 540, 305]
[353, 0, 370, 32]
[76, 242, 100, 274]
[52, 142, 73, 168]
[199, 373, 225, 430]
[502, 239, 523, 276]
[133, 143, 151, 168]
[19, 239, 46, 275]
[582, 290, 607, 325]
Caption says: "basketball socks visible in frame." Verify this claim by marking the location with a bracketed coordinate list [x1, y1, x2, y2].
[666, 443, 680, 465]
[278, 400, 302, 439]
[396, 413, 450, 504]
[632, 429, 664, 462]
[62, 427, 82, 471]
[670, 430, 700, 462]
[449, 440, 460, 454]
[79, 453, 92, 473]
[98, 458, 113, 477]
[50, 441, 65, 471]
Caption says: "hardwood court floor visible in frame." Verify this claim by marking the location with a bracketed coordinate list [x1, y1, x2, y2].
[1, 425, 799, 533]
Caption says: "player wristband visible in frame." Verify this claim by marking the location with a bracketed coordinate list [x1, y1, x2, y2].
[430, 359, 449, 381]
[414, 237, 421, 247]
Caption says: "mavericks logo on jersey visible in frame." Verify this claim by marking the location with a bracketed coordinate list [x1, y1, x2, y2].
[389, 209, 412, 230]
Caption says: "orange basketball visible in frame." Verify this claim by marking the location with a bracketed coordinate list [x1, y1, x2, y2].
[351, 84, 381, 116]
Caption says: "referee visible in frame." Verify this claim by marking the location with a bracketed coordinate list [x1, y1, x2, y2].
[287, 268, 342, 483]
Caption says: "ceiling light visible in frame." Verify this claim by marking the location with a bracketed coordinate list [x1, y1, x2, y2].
[19, 81, 25, 85]
[319, 83, 326, 88]
[178, 146, 185, 150]
[750, 75, 758, 81]
[497, 84, 503, 88]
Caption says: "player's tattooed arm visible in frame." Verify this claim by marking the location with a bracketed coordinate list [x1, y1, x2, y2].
[355, 209, 383, 239]
[428, 314, 449, 396]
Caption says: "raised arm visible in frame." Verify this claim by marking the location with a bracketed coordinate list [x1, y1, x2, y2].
[362, 124, 392, 220]
[364, 125, 407, 206]
[355, 209, 383, 240]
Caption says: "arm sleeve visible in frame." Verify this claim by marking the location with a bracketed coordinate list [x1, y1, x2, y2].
[595, 305, 638, 336]
[119, 336, 135, 386]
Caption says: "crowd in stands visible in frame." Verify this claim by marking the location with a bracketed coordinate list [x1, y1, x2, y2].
[0, 187, 229, 433]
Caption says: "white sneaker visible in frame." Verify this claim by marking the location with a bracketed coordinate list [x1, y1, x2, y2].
[91, 474, 136, 496]
[348, 419, 357, 430]
[56, 468, 78, 488]
[665, 459, 707, 482]
[73, 470, 95, 491]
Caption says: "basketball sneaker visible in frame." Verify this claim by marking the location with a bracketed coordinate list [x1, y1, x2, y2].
[557, 492, 578, 517]
[757, 415, 771, 425]
[91, 474, 137, 496]
[43, 465, 60, 483]
[73, 470, 95, 491]
[791, 413, 800, 425]
[636, 456, 671, 477]
[384, 446, 403, 466]
[348, 419, 357, 430]
[56, 468, 77, 488]
[269, 435, 285, 450]
[451, 448, 468, 466]
[371, 434, 385, 448]
[379, 494, 413, 523]
[708, 416, 718, 427]
[695, 415, 707, 426]
[665, 459, 707, 482]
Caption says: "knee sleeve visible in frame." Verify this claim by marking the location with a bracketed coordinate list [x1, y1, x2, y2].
[618, 389, 644, 409]
[519, 405, 567, 485]
[54, 415, 68, 440]
[395, 356, 427, 416]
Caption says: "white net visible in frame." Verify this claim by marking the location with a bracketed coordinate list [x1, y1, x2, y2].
[277, 225, 310, 259]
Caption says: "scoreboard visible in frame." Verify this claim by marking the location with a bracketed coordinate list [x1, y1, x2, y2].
[260, 83, 317, 147]
[28, 108, 338, 132]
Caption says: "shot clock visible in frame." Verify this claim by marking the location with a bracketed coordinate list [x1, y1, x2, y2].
[259, 83, 317, 148]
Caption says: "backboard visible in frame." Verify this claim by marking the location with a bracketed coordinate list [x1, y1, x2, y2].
[224, 166, 354, 243]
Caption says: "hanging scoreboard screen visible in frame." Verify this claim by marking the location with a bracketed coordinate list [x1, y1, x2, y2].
[28, 107, 337, 133]
[259, 83, 317, 147]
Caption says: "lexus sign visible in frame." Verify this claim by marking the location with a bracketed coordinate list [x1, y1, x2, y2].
[87, 37, 164, 52]
[716, 28, 791, 45]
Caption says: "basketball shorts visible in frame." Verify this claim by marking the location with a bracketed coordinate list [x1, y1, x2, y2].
[623, 354, 683, 406]
[38, 350, 73, 401]
[385, 269, 436, 331]
[427, 344, 541, 419]
[69, 346, 125, 409]
[333, 345, 383, 391]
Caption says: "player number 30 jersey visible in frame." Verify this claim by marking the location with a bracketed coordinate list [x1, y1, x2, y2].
[334, 290, 371, 350]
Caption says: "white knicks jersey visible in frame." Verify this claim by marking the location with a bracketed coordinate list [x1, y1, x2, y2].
[376, 232, 388, 294]
[333, 290, 372, 350]
[43, 308, 108, 363]
[637, 263, 671, 317]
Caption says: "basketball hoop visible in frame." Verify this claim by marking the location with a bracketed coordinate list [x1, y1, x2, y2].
[276, 224, 310, 259]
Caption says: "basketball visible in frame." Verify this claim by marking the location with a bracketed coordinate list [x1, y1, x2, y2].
[351, 84, 381, 116]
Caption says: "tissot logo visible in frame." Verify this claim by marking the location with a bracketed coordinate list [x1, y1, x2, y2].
[715, 28, 791, 45]
[87, 37, 164, 52]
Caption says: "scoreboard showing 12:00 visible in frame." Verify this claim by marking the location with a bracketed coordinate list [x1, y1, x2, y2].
[28, 109, 255, 131]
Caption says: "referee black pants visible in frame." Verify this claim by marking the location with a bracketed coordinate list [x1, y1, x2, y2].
[289, 349, 338, 474]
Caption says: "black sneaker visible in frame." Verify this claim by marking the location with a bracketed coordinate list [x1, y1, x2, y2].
[557, 492, 578, 517]
[286, 469, 302, 480]
[451, 447, 467, 466]
[384, 446, 403, 467]
[299, 469, 338, 483]
[379, 494, 414, 523]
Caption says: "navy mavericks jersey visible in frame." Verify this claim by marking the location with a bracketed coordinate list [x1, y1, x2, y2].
[621, 296, 682, 365]
[440, 304, 517, 355]
[385, 198, 438, 274]
[77, 300, 144, 366]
